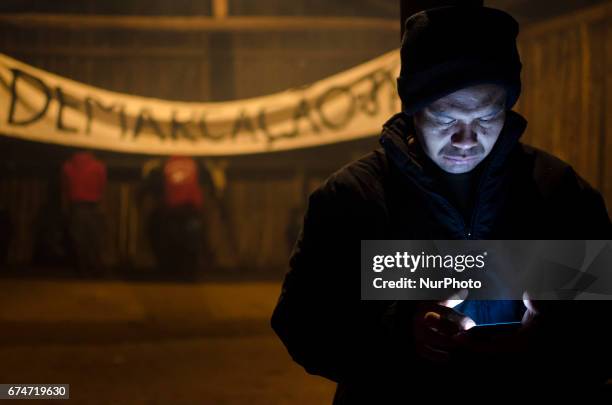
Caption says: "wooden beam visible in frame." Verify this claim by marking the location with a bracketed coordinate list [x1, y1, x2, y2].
[212, 0, 229, 19]
[0, 46, 384, 58]
[520, 1, 612, 37]
[0, 46, 210, 58]
[0, 14, 399, 33]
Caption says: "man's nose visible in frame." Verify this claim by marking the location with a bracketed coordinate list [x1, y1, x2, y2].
[450, 127, 478, 149]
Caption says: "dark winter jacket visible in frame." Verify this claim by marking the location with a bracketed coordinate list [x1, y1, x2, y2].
[271, 110, 612, 403]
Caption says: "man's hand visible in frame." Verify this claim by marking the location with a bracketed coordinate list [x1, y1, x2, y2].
[521, 290, 549, 327]
[413, 290, 475, 363]
[452, 292, 542, 358]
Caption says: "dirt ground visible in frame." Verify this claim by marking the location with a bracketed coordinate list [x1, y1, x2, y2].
[0, 279, 336, 404]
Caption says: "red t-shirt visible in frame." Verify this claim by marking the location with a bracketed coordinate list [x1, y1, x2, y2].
[163, 156, 203, 209]
[62, 152, 107, 203]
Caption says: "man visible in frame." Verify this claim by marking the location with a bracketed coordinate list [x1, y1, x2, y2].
[271, 5, 612, 402]
[62, 150, 107, 276]
[148, 155, 205, 279]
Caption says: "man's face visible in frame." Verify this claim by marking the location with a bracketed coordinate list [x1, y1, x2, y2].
[413, 84, 507, 174]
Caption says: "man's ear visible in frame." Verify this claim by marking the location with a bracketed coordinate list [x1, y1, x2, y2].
[407, 112, 419, 137]
[409, 112, 417, 124]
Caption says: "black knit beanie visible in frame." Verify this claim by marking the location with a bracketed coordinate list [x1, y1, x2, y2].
[397, 6, 522, 115]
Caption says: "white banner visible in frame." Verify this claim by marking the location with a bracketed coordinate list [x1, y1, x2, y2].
[0, 50, 401, 156]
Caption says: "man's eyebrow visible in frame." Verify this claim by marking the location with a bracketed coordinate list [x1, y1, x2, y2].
[429, 109, 455, 119]
[482, 104, 505, 117]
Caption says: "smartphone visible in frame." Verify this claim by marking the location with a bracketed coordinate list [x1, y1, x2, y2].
[467, 321, 521, 340]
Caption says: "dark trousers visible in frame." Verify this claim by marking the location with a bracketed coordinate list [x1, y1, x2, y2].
[68, 202, 103, 276]
[149, 205, 203, 279]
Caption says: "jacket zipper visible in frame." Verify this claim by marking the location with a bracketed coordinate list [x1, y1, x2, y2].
[465, 146, 500, 240]
[432, 150, 497, 241]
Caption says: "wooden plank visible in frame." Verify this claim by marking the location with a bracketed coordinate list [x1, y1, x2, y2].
[0, 45, 393, 58]
[520, 1, 612, 38]
[212, 0, 229, 19]
[517, 14, 609, 192]
[0, 14, 399, 33]
[603, 18, 612, 216]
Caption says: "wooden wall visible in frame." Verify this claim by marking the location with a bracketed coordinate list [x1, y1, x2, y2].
[0, 1, 610, 278]
[0, 3, 395, 277]
[515, 2, 612, 211]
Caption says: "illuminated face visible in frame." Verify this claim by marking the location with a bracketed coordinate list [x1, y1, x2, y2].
[413, 84, 507, 174]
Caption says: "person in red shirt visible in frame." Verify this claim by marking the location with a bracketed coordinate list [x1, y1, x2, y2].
[145, 156, 205, 280]
[163, 155, 203, 210]
[62, 151, 106, 204]
[61, 151, 107, 276]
